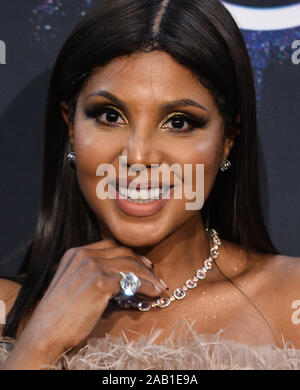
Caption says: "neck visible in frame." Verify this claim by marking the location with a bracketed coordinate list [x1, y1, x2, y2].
[139, 215, 212, 292]
[101, 214, 221, 292]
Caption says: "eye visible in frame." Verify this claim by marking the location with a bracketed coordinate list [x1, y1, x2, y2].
[83, 105, 126, 127]
[162, 113, 208, 134]
[97, 107, 125, 126]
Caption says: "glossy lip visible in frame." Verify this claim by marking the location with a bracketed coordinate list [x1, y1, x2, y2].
[113, 185, 175, 217]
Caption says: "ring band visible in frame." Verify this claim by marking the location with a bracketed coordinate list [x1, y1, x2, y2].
[119, 271, 141, 297]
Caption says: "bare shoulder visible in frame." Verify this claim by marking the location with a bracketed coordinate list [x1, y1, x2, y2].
[262, 253, 300, 293]
[0, 278, 22, 336]
[0, 278, 22, 301]
[254, 253, 300, 348]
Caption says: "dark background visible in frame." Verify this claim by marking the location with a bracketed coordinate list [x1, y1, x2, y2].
[0, 0, 299, 276]
[227, 0, 299, 6]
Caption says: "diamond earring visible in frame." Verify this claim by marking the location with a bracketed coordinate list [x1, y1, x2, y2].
[67, 151, 76, 167]
[220, 159, 231, 172]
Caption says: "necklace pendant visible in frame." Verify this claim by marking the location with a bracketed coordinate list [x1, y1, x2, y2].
[131, 228, 221, 312]
[186, 279, 197, 289]
[196, 268, 207, 279]
[157, 297, 171, 308]
[173, 288, 186, 300]
[212, 235, 221, 246]
[210, 248, 219, 259]
[204, 258, 213, 269]
[210, 229, 217, 236]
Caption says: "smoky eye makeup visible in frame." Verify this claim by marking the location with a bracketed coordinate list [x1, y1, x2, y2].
[82, 102, 128, 127]
[161, 112, 209, 134]
[82, 101, 209, 134]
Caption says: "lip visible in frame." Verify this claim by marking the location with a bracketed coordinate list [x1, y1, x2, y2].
[114, 185, 175, 217]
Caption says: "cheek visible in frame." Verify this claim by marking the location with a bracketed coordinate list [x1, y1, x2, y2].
[195, 137, 222, 200]
[74, 123, 120, 164]
[168, 133, 223, 200]
[72, 122, 122, 203]
[194, 135, 222, 172]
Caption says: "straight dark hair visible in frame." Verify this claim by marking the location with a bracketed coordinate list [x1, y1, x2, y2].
[2, 0, 278, 339]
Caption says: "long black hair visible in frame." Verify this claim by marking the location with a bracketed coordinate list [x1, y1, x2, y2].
[2, 0, 278, 339]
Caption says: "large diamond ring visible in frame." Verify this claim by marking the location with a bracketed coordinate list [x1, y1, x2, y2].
[119, 271, 141, 297]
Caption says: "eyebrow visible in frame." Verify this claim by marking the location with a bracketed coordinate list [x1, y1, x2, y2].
[86, 90, 208, 112]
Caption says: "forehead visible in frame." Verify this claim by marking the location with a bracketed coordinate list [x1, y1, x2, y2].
[78, 51, 215, 108]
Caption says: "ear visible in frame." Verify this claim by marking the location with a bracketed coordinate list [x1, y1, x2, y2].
[60, 101, 74, 146]
[222, 114, 240, 161]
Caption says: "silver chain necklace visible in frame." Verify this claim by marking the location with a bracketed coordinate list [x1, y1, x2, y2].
[114, 229, 221, 311]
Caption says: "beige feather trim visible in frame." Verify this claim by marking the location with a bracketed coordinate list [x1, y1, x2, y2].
[1, 320, 300, 370]
[48, 320, 300, 370]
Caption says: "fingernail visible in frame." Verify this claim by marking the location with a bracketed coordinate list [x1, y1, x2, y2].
[159, 277, 168, 290]
[140, 255, 153, 268]
[155, 285, 162, 293]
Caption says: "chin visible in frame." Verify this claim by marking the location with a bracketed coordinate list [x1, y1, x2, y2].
[108, 223, 170, 248]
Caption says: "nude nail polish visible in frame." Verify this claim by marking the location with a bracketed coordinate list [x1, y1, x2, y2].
[140, 255, 153, 268]
[159, 278, 168, 290]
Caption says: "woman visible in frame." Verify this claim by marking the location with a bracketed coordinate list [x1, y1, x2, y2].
[1, 0, 299, 370]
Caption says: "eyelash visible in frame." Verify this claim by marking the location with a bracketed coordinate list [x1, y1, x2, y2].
[83, 105, 208, 134]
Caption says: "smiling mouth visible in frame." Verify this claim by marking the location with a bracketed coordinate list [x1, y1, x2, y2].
[114, 185, 175, 218]
[106, 179, 177, 217]
[116, 185, 175, 204]
[107, 178, 176, 203]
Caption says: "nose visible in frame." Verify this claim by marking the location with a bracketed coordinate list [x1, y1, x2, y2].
[121, 127, 162, 169]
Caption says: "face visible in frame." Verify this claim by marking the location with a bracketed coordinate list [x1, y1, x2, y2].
[61, 51, 234, 247]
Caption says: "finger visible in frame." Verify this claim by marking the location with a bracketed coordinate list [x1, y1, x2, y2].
[86, 247, 162, 288]
[45, 240, 119, 294]
[138, 255, 154, 269]
[47, 241, 116, 291]
[83, 238, 119, 250]
[99, 256, 168, 292]
[88, 246, 153, 269]
[132, 278, 162, 298]
[53, 239, 119, 278]
[135, 278, 163, 297]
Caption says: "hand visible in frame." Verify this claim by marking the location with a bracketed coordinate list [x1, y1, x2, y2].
[3, 239, 167, 369]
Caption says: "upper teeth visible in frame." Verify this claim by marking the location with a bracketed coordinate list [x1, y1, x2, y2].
[118, 186, 170, 200]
